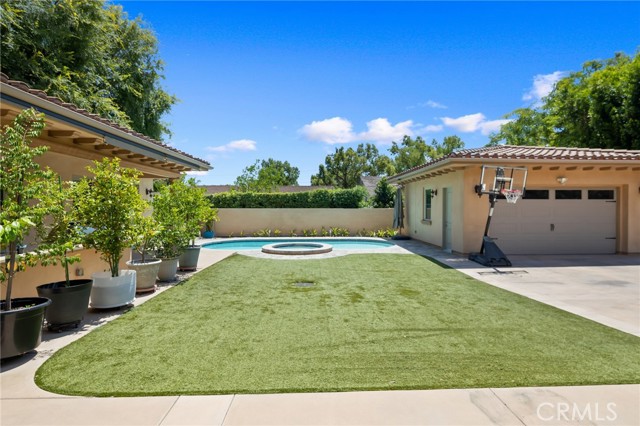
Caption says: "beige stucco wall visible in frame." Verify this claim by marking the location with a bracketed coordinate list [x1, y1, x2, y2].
[403, 162, 640, 254]
[1, 248, 130, 299]
[214, 208, 394, 236]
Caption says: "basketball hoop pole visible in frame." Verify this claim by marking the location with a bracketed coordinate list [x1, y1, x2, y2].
[479, 192, 498, 254]
[469, 166, 522, 268]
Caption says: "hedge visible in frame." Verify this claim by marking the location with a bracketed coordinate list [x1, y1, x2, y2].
[209, 187, 370, 208]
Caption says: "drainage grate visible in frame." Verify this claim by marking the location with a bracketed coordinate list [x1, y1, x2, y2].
[294, 282, 315, 288]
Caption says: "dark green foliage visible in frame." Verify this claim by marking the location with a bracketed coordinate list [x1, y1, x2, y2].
[234, 158, 300, 192]
[0, 0, 176, 140]
[36, 254, 640, 396]
[210, 187, 368, 208]
[389, 135, 465, 173]
[490, 50, 640, 150]
[311, 143, 394, 188]
[372, 177, 395, 208]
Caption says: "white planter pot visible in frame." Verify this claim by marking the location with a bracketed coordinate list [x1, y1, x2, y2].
[157, 258, 179, 282]
[90, 270, 136, 309]
[126, 259, 161, 293]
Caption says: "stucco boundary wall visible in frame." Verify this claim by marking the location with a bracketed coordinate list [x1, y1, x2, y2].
[214, 208, 394, 237]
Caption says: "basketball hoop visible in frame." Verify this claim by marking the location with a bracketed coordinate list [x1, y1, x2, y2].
[501, 189, 522, 204]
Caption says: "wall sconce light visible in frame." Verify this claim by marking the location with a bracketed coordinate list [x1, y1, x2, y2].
[145, 188, 155, 197]
[556, 177, 568, 185]
[431, 189, 438, 197]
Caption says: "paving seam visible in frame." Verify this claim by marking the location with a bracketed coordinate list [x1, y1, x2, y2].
[220, 394, 236, 426]
[157, 395, 181, 426]
[489, 388, 527, 426]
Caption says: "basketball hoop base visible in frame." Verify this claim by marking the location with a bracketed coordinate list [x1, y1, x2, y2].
[469, 237, 512, 267]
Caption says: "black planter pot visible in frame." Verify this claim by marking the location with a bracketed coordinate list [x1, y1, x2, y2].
[1, 297, 51, 360]
[37, 279, 93, 331]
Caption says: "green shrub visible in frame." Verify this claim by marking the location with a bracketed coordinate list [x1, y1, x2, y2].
[209, 187, 369, 208]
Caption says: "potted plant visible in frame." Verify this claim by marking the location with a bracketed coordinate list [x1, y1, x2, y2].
[1, 109, 53, 359]
[151, 182, 190, 281]
[126, 215, 162, 293]
[72, 158, 147, 309]
[177, 177, 218, 271]
[35, 179, 93, 331]
[202, 219, 215, 239]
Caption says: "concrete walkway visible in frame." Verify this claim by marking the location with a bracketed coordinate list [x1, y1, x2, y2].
[2, 239, 639, 425]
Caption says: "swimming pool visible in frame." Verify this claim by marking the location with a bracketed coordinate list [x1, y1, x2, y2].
[203, 238, 395, 251]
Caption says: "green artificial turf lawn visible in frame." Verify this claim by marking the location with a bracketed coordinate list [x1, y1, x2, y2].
[36, 254, 640, 396]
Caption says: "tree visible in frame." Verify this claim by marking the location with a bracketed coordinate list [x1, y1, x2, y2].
[389, 135, 465, 173]
[429, 135, 465, 159]
[72, 158, 147, 277]
[372, 177, 395, 208]
[490, 50, 640, 150]
[0, 109, 56, 310]
[0, 0, 176, 140]
[234, 158, 300, 192]
[311, 143, 394, 189]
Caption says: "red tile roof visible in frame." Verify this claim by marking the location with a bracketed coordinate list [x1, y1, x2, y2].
[0, 73, 209, 167]
[390, 145, 640, 181]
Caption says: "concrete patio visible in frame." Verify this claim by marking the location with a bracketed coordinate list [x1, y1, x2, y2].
[1, 239, 638, 425]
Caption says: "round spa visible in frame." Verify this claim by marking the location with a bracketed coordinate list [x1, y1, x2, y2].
[261, 242, 333, 255]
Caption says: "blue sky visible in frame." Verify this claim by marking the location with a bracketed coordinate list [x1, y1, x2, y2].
[117, 1, 639, 185]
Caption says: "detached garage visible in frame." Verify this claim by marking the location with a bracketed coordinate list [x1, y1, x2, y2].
[388, 146, 640, 256]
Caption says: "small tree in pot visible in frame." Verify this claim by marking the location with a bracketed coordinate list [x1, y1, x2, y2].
[126, 215, 162, 293]
[0, 109, 54, 358]
[72, 158, 147, 308]
[35, 178, 93, 331]
[151, 182, 190, 281]
[178, 177, 218, 271]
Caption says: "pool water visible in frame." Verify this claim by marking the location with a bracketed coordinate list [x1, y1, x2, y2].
[203, 238, 395, 251]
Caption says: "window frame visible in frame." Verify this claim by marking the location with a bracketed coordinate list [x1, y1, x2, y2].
[423, 188, 433, 221]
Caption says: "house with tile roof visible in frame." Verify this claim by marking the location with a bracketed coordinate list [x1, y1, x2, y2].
[387, 145, 640, 255]
[1, 73, 211, 297]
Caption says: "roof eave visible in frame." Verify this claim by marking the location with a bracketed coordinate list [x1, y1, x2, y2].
[1, 82, 211, 171]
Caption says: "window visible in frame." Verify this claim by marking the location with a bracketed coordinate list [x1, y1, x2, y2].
[555, 190, 582, 200]
[424, 189, 432, 221]
[522, 189, 549, 200]
[588, 190, 615, 200]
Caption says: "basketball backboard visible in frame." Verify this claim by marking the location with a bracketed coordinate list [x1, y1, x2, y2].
[474, 165, 528, 201]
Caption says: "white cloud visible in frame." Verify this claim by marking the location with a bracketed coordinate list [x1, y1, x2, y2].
[299, 117, 355, 144]
[184, 170, 210, 177]
[357, 118, 414, 145]
[207, 139, 257, 153]
[440, 113, 510, 135]
[523, 71, 566, 102]
[300, 117, 417, 145]
[424, 100, 448, 109]
[441, 113, 486, 132]
[479, 119, 511, 135]
[422, 124, 444, 133]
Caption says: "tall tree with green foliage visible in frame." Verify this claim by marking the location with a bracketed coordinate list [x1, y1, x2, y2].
[311, 143, 394, 189]
[389, 136, 430, 173]
[0, 0, 176, 140]
[389, 135, 465, 173]
[490, 50, 640, 149]
[372, 177, 395, 208]
[234, 158, 300, 192]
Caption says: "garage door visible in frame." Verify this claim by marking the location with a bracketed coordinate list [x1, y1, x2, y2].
[490, 189, 616, 254]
